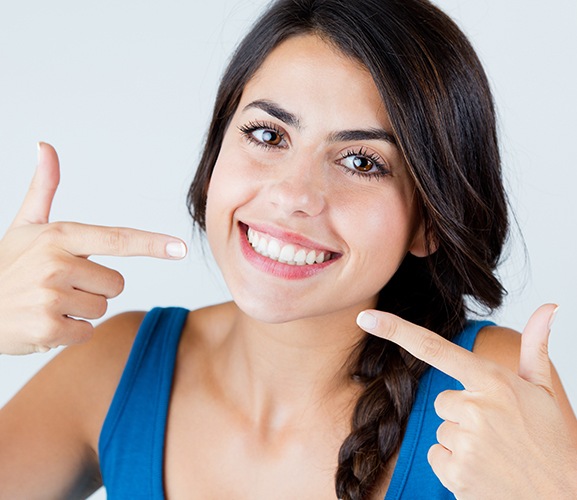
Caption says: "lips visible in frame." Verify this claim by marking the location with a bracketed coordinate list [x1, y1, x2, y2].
[238, 222, 340, 279]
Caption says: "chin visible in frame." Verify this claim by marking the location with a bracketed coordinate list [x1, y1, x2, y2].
[233, 294, 307, 324]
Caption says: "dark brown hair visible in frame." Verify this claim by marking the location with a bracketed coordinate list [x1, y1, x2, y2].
[187, 0, 508, 497]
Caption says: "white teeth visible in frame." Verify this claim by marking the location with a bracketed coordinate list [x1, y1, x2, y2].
[246, 227, 332, 266]
[305, 250, 316, 265]
[279, 244, 295, 263]
[256, 238, 268, 256]
[294, 249, 306, 265]
[267, 239, 281, 260]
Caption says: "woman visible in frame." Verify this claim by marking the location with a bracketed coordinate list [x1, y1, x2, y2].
[0, 0, 576, 498]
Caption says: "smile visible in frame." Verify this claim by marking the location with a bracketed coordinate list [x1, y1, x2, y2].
[247, 227, 333, 265]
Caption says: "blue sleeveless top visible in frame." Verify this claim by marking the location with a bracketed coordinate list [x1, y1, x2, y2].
[99, 307, 493, 499]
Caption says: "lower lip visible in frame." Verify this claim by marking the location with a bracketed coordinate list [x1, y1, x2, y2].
[238, 223, 338, 280]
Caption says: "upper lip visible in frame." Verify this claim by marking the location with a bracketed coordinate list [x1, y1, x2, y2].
[239, 221, 341, 255]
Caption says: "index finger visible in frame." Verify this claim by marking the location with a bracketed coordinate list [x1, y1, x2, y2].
[357, 310, 487, 390]
[46, 222, 187, 259]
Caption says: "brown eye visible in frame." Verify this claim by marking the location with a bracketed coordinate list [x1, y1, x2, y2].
[351, 155, 373, 172]
[258, 129, 283, 145]
[337, 148, 390, 179]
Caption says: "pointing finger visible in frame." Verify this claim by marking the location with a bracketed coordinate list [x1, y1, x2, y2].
[11, 142, 60, 229]
[44, 222, 188, 259]
[357, 310, 488, 390]
[518, 303, 558, 391]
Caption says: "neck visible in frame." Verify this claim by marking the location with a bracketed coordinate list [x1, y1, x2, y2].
[212, 305, 368, 431]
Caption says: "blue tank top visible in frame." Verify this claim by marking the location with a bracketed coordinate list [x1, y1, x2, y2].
[99, 307, 493, 499]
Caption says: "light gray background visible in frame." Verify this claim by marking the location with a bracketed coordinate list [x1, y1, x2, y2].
[1, 1, 575, 497]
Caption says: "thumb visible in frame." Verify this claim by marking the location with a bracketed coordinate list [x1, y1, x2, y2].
[518, 303, 558, 391]
[10, 142, 61, 229]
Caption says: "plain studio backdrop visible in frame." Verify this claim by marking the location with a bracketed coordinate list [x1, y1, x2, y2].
[1, 1, 576, 498]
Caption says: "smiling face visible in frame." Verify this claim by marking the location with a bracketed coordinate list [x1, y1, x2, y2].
[205, 35, 425, 324]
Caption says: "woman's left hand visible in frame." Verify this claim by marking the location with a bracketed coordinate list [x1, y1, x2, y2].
[357, 304, 577, 499]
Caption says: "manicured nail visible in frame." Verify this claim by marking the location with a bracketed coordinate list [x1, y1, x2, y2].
[548, 305, 559, 330]
[357, 311, 377, 330]
[166, 241, 187, 259]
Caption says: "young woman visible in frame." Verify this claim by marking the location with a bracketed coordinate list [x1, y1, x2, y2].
[1, 0, 576, 498]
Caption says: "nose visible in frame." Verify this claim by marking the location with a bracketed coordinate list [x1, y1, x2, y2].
[265, 159, 326, 217]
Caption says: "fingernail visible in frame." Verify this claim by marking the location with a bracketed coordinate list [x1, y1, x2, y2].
[357, 311, 377, 330]
[548, 305, 559, 330]
[166, 241, 187, 259]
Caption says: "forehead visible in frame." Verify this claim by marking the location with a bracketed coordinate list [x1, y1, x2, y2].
[240, 35, 391, 130]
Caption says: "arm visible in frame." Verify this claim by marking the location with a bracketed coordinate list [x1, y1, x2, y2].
[0, 311, 145, 499]
[0, 144, 185, 496]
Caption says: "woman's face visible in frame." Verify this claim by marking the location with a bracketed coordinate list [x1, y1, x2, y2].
[205, 35, 424, 324]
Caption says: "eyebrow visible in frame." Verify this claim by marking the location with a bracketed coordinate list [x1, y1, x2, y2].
[243, 99, 301, 129]
[242, 99, 397, 146]
[328, 128, 397, 146]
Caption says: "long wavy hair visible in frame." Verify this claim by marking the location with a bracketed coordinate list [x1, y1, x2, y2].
[187, 0, 508, 497]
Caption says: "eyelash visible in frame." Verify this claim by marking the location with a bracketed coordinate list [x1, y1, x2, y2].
[238, 121, 287, 150]
[238, 120, 390, 180]
[338, 148, 390, 180]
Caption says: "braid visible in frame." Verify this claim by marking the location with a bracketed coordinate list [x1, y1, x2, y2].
[336, 338, 425, 499]
[335, 255, 461, 498]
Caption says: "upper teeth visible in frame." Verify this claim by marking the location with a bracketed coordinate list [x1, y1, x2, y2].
[247, 227, 331, 265]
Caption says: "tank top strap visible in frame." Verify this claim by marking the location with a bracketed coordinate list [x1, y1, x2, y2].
[384, 319, 495, 499]
[99, 307, 189, 499]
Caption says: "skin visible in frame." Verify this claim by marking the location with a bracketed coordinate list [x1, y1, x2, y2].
[0, 35, 576, 499]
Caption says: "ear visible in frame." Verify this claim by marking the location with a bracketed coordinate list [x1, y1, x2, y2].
[408, 221, 437, 258]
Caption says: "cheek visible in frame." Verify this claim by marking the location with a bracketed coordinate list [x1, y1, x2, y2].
[338, 185, 417, 251]
[205, 147, 257, 245]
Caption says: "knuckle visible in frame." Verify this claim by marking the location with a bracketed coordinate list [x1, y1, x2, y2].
[104, 227, 127, 254]
[38, 288, 62, 311]
[435, 422, 447, 443]
[383, 318, 400, 340]
[33, 317, 61, 345]
[456, 432, 478, 457]
[38, 258, 67, 285]
[107, 270, 125, 298]
[419, 334, 444, 359]
[145, 237, 159, 257]
[538, 341, 550, 359]
[114, 272, 126, 295]
[485, 363, 513, 392]
[460, 398, 482, 422]
[94, 296, 109, 318]
[37, 221, 66, 244]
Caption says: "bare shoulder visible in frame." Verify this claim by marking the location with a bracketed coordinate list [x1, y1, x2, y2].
[472, 324, 521, 372]
[0, 311, 148, 498]
[473, 323, 577, 444]
[3, 310, 149, 443]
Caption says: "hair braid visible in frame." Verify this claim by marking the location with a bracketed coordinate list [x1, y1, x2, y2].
[336, 339, 422, 499]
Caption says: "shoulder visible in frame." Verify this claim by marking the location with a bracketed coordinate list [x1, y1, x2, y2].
[0, 310, 149, 497]
[39, 311, 149, 442]
[472, 324, 521, 372]
[472, 322, 577, 445]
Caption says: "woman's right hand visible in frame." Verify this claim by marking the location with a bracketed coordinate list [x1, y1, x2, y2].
[0, 142, 187, 355]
